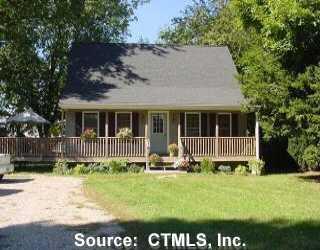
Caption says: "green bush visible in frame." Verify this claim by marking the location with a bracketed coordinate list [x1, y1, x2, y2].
[200, 158, 215, 173]
[248, 159, 265, 176]
[302, 145, 320, 171]
[73, 164, 90, 175]
[218, 165, 232, 174]
[87, 163, 108, 174]
[128, 164, 144, 173]
[108, 159, 129, 173]
[191, 164, 201, 173]
[235, 165, 248, 176]
[53, 159, 71, 175]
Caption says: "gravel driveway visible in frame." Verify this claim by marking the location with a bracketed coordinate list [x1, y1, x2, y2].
[0, 174, 123, 250]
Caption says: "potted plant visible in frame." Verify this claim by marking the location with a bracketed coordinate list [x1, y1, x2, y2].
[80, 128, 97, 141]
[116, 127, 133, 140]
[149, 153, 162, 167]
[168, 143, 179, 157]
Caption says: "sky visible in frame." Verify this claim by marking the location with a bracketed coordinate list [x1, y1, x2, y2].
[127, 0, 193, 43]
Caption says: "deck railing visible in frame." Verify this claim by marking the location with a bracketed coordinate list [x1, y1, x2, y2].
[0, 136, 255, 160]
[0, 137, 146, 159]
[180, 137, 256, 158]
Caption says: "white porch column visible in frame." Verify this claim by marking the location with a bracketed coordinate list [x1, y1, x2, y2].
[178, 116, 182, 158]
[145, 111, 150, 170]
[105, 112, 109, 157]
[255, 115, 260, 160]
[215, 114, 219, 157]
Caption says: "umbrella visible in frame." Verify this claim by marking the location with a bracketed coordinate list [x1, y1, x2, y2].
[7, 109, 49, 125]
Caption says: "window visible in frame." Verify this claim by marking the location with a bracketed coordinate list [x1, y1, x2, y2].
[185, 113, 200, 137]
[115, 112, 132, 133]
[152, 113, 164, 134]
[83, 112, 99, 135]
[218, 114, 231, 137]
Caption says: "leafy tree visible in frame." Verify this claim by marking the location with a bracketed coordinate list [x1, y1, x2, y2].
[0, 0, 144, 131]
[160, 0, 320, 167]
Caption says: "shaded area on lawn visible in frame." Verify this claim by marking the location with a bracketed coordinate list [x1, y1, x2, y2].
[297, 174, 320, 183]
[0, 219, 320, 250]
[0, 188, 22, 197]
[0, 178, 34, 184]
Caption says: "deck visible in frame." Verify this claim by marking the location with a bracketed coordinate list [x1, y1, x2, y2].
[0, 137, 257, 163]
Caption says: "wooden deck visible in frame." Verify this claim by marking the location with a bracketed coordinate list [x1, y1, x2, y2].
[0, 137, 257, 163]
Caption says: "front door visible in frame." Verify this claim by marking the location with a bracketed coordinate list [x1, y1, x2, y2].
[150, 112, 168, 154]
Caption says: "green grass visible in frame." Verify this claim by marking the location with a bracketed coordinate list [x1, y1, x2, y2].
[85, 173, 320, 249]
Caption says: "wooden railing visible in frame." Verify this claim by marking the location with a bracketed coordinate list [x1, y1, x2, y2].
[0, 137, 146, 159]
[180, 137, 256, 158]
[108, 137, 146, 157]
[180, 137, 216, 157]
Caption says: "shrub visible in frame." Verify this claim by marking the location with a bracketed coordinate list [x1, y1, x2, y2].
[116, 127, 133, 139]
[191, 164, 201, 173]
[173, 158, 189, 170]
[302, 145, 320, 171]
[218, 165, 232, 174]
[168, 143, 179, 157]
[53, 159, 71, 175]
[248, 159, 265, 176]
[149, 154, 162, 167]
[73, 164, 90, 175]
[80, 129, 96, 141]
[108, 159, 129, 173]
[235, 165, 248, 176]
[88, 163, 107, 174]
[128, 164, 144, 173]
[200, 158, 215, 173]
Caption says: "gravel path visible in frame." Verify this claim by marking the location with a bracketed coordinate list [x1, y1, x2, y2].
[0, 174, 123, 250]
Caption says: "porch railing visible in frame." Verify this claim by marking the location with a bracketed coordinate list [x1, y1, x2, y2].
[0, 136, 256, 160]
[180, 137, 256, 158]
[0, 137, 146, 159]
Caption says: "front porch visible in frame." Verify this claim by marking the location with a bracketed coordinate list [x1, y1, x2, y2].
[0, 110, 259, 163]
[0, 136, 257, 163]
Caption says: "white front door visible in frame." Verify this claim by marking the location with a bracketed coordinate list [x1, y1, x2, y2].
[150, 112, 168, 154]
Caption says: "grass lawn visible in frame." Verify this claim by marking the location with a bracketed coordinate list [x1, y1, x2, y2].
[85, 173, 320, 249]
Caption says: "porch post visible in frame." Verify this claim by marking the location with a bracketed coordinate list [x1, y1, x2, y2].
[105, 112, 109, 157]
[178, 117, 182, 158]
[255, 114, 260, 160]
[215, 114, 219, 157]
[145, 111, 150, 170]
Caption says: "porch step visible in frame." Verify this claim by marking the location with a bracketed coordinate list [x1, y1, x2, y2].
[145, 169, 185, 174]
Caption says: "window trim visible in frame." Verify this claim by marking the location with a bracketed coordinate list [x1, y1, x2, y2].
[185, 112, 201, 137]
[82, 111, 100, 137]
[115, 112, 132, 134]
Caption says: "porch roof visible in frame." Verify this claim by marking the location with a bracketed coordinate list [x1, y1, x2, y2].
[60, 43, 243, 110]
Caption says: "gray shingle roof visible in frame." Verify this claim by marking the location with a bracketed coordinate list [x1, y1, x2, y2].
[60, 43, 243, 110]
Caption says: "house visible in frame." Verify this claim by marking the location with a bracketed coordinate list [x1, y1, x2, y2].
[58, 43, 259, 164]
[0, 43, 259, 163]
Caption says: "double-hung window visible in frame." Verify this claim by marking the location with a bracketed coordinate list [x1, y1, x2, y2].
[185, 113, 201, 137]
[115, 112, 132, 133]
[82, 112, 99, 136]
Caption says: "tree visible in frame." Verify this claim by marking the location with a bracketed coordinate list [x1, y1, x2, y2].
[160, 0, 320, 168]
[0, 0, 144, 129]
